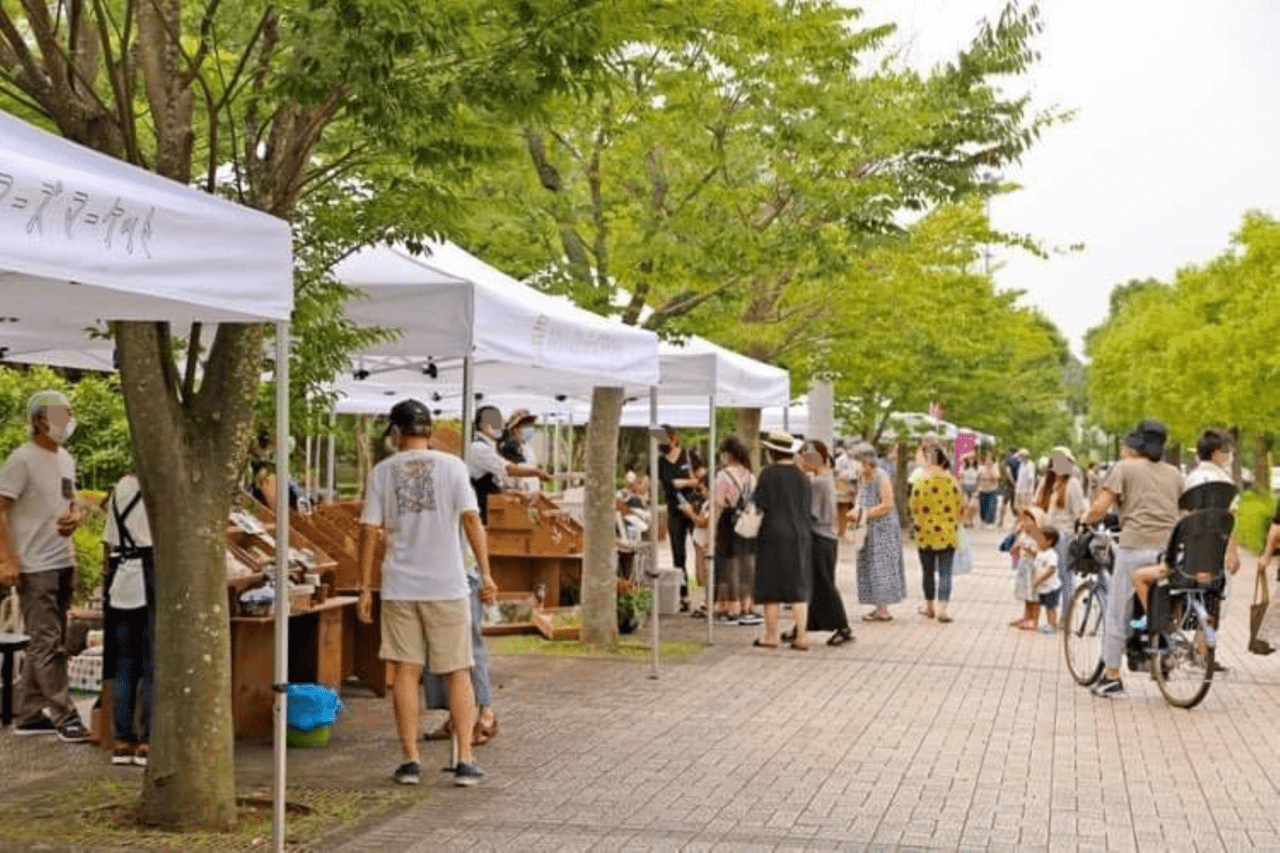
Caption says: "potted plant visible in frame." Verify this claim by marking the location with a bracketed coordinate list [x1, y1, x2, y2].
[616, 579, 653, 634]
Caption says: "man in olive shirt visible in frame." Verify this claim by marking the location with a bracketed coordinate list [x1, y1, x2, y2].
[1080, 419, 1184, 697]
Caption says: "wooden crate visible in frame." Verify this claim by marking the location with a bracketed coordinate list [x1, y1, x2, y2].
[531, 607, 580, 642]
[482, 591, 539, 637]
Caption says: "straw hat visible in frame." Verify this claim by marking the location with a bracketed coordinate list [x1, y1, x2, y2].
[1048, 446, 1076, 476]
[1019, 505, 1047, 527]
[505, 408, 537, 432]
[761, 429, 798, 455]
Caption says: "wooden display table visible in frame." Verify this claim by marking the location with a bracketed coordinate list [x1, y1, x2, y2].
[229, 596, 357, 738]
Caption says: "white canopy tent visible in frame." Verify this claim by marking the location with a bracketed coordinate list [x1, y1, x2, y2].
[0, 113, 296, 851]
[335, 242, 660, 400]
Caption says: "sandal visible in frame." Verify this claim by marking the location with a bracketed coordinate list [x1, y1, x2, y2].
[423, 719, 453, 742]
[472, 714, 499, 746]
[780, 628, 796, 643]
[752, 639, 778, 649]
[790, 640, 810, 652]
[827, 628, 854, 646]
[689, 606, 708, 619]
[937, 613, 953, 624]
[917, 604, 935, 618]
[861, 611, 892, 622]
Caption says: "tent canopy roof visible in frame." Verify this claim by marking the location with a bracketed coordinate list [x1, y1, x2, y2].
[336, 243, 660, 395]
[0, 112, 292, 362]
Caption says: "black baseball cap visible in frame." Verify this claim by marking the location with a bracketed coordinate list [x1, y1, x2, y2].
[383, 398, 433, 437]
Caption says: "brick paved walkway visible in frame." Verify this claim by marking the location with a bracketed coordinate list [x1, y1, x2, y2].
[4, 526, 1279, 851]
[329, 526, 1280, 852]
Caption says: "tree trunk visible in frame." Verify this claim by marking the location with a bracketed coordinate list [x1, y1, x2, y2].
[116, 321, 263, 829]
[1254, 433, 1272, 496]
[894, 441, 911, 530]
[580, 386, 625, 649]
[736, 408, 762, 468]
[354, 415, 371, 500]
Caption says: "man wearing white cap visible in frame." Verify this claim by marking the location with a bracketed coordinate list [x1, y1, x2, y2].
[0, 390, 89, 741]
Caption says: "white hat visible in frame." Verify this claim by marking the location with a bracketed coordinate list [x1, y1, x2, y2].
[761, 429, 798, 455]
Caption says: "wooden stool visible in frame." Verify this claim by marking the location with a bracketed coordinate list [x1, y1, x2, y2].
[0, 632, 30, 726]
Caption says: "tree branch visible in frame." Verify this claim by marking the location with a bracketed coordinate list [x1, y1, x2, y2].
[643, 278, 741, 332]
[180, 0, 221, 87]
[182, 322, 202, 403]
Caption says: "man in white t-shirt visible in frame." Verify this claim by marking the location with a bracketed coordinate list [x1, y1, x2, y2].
[0, 390, 89, 741]
[357, 399, 497, 787]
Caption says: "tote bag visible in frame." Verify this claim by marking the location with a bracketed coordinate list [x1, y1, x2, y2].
[1250, 570, 1277, 655]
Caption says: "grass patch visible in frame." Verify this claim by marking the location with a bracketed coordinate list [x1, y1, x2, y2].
[488, 633, 704, 662]
[0, 779, 416, 850]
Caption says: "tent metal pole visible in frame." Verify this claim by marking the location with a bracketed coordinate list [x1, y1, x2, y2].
[648, 386, 660, 680]
[460, 355, 475, 466]
[784, 404, 791, 433]
[326, 410, 337, 498]
[303, 433, 312, 507]
[567, 411, 574, 480]
[706, 394, 716, 644]
[272, 323, 291, 853]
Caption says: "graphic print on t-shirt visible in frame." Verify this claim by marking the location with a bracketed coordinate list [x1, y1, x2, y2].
[394, 458, 437, 514]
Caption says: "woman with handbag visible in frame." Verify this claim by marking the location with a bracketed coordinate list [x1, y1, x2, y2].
[751, 431, 812, 650]
[849, 442, 906, 622]
[713, 436, 760, 625]
[908, 445, 965, 623]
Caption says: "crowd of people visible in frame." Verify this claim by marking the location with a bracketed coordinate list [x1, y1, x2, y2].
[0, 386, 1259, 790]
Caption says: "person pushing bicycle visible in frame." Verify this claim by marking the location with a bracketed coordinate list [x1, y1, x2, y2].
[1078, 419, 1183, 698]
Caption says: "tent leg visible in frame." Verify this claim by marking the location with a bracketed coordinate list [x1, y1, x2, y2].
[272, 323, 291, 853]
[648, 387, 660, 680]
[707, 394, 716, 645]
[326, 410, 337, 498]
[461, 356, 475, 465]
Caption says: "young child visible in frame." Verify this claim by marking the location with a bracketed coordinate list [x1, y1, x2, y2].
[1010, 506, 1046, 630]
[1032, 526, 1062, 634]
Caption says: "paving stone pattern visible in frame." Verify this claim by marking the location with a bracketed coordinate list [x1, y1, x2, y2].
[329, 526, 1280, 852]
[4, 526, 1279, 852]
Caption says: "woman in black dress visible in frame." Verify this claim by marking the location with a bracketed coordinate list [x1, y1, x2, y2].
[797, 440, 853, 646]
[752, 430, 813, 650]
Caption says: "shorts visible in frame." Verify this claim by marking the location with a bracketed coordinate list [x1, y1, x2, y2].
[1038, 588, 1061, 609]
[380, 598, 473, 674]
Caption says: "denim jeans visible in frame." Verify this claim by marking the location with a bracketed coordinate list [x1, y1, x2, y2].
[110, 607, 153, 743]
[423, 573, 491, 709]
[919, 547, 955, 602]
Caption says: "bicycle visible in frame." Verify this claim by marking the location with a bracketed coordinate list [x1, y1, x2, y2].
[1062, 521, 1117, 686]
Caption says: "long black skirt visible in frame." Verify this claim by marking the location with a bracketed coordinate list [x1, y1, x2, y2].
[806, 534, 848, 632]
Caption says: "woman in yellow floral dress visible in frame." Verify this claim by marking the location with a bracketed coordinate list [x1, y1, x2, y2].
[908, 446, 965, 623]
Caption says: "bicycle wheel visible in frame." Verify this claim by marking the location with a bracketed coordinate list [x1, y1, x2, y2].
[1150, 598, 1214, 709]
[1063, 579, 1105, 686]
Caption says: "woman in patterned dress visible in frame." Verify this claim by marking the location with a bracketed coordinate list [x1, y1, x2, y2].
[848, 442, 906, 621]
[908, 445, 965, 623]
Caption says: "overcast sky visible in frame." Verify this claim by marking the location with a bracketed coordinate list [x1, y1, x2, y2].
[853, 0, 1280, 356]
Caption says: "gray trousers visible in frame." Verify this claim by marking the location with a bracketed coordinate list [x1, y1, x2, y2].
[17, 567, 78, 726]
[424, 573, 491, 709]
[1102, 546, 1161, 671]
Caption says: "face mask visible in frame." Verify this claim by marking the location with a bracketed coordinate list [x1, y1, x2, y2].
[520, 426, 535, 442]
[384, 433, 399, 454]
[1220, 452, 1234, 468]
[49, 417, 76, 443]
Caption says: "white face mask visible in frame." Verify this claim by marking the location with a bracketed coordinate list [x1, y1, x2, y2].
[520, 426, 535, 442]
[49, 417, 76, 443]
[384, 433, 399, 454]
[1219, 452, 1234, 469]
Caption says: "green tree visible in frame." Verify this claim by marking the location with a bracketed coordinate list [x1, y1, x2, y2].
[1086, 213, 1280, 486]
[465, 0, 1061, 646]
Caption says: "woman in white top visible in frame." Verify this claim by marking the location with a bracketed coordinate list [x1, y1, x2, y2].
[1038, 447, 1085, 604]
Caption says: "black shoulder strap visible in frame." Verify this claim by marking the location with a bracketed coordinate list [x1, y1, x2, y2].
[112, 488, 143, 552]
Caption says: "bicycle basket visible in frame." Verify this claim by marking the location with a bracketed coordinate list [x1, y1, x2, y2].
[1066, 529, 1101, 575]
